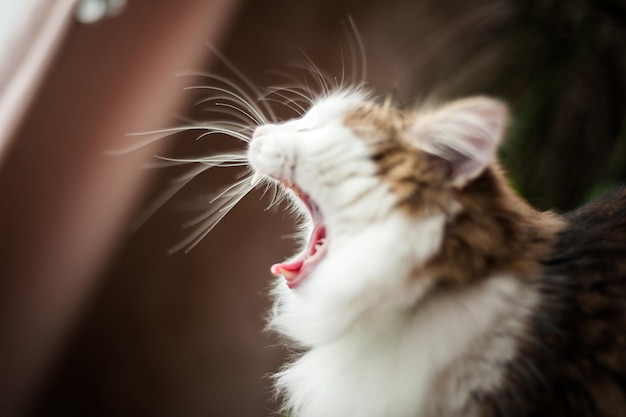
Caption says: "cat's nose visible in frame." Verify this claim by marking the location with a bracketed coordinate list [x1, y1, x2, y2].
[252, 125, 272, 140]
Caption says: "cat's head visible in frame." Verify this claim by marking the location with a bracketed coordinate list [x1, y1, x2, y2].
[248, 89, 515, 345]
[248, 89, 509, 287]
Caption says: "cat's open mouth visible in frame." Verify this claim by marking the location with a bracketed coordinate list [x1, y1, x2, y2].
[270, 181, 327, 288]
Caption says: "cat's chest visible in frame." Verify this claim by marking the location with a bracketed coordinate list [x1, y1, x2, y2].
[276, 276, 536, 417]
[277, 321, 441, 417]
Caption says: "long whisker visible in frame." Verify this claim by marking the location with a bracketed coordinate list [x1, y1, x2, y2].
[199, 106, 260, 128]
[338, 46, 346, 91]
[179, 70, 270, 123]
[266, 182, 290, 211]
[186, 85, 265, 125]
[261, 89, 308, 115]
[106, 126, 215, 155]
[107, 122, 253, 155]
[298, 51, 332, 96]
[122, 48, 289, 250]
[134, 40, 371, 251]
[260, 98, 305, 117]
[170, 177, 254, 253]
[265, 85, 315, 105]
[264, 182, 281, 211]
[149, 154, 249, 169]
[348, 16, 368, 86]
[206, 176, 253, 205]
[214, 103, 261, 126]
[206, 46, 279, 122]
[135, 149, 250, 227]
[132, 163, 213, 230]
[267, 70, 317, 103]
[191, 127, 253, 143]
[272, 191, 290, 210]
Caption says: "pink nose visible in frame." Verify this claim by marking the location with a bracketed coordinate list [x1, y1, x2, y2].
[252, 125, 271, 140]
[252, 123, 276, 139]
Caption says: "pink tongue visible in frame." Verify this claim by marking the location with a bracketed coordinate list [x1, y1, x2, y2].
[271, 259, 303, 276]
[270, 239, 311, 283]
[271, 224, 325, 287]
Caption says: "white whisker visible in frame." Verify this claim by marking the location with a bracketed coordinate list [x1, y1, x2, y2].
[267, 70, 317, 102]
[250, 171, 264, 187]
[299, 51, 332, 96]
[134, 40, 370, 251]
[256, 180, 274, 207]
[261, 97, 306, 116]
[348, 16, 367, 85]
[209, 120, 254, 133]
[265, 85, 314, 106]
[207, 176, 251, 204]
[150, 154, 249, 170]
[178, 70, 271, 123]
[108, 122, 253, 155]
[169, 179, 254, 253]
[186, 85, 265, 125]
[258, 179, 275, 201]
[107, 127, 203, 155]
[198, 104, 260, 126]
[173, 114, 199, 125]
[214, 102, 262, 126]
[272, 189, 289, 210]
[206, 45, 279, 123]
[144, 159, 246, 170]
[264, 81, 314, 103]
[135, 148, 250, 228]
[338, 46, 347, 90]
[266, 182, 287, 211]
[191, 127, 252, 143]
[132, 163, 211, 230]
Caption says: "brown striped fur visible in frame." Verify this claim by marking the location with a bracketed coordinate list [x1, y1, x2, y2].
[345, 100, 564, 287]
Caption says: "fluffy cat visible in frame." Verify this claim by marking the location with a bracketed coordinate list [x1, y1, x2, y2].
[244, 89, 626, 417]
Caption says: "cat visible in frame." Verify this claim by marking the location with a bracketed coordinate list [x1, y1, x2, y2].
[244, 88, 626, 417]
[138, 52, 626, 414]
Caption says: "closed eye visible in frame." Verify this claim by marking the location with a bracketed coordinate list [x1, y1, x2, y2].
[297, 127, 313, 132]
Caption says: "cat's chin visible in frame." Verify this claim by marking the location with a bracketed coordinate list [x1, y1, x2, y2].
[271, 181, 327, 288]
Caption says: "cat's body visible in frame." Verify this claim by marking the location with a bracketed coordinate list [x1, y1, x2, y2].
[242, 89, 626, 417]
[505, 189, 626, 417]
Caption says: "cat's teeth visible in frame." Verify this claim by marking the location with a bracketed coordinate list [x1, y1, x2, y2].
[250, 171, 263, 186]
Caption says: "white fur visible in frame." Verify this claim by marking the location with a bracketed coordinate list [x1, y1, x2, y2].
[275, 276, 536, 417]
[270, 213, 445, 347]
[249, 90, 446, 346]
[248, 92, 533, 417]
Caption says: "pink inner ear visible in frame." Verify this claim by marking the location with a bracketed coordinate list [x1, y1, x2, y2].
[410, 97, 509, 188]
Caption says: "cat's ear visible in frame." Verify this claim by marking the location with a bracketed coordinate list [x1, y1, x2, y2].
[407, 97, 509, 188]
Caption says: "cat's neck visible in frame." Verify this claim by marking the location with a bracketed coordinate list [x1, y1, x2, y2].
[276, 273, 537, 417]
[421, 166, 565, 287]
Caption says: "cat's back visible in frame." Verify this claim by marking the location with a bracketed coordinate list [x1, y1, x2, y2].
[499, 187, 626, 417]
[548, 186, 626, 284]
[560, 186, 626, 254]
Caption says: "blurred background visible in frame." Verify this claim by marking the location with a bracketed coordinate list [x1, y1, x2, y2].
[0, 0, 624, 416]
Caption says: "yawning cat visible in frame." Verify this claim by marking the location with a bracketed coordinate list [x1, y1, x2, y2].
[245, 89, 626, 417]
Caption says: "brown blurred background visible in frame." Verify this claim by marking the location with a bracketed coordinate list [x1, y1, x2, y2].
[0, 0, 624, 416]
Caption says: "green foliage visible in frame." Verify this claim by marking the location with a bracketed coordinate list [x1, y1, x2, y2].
[499, 0, 626, 210]
[413, 0, 626, 211]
